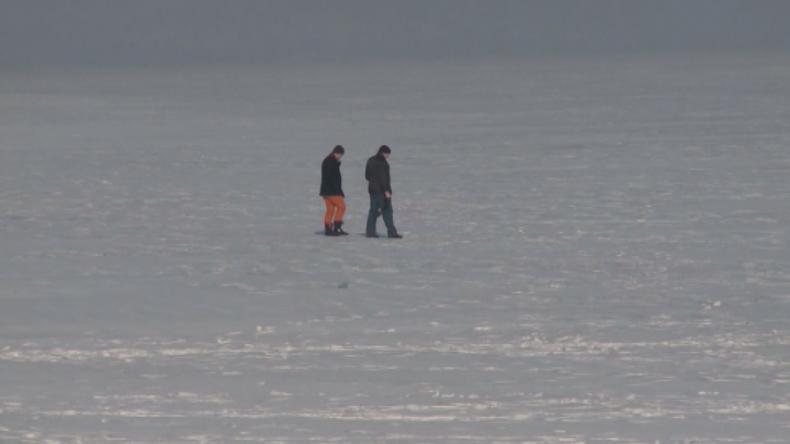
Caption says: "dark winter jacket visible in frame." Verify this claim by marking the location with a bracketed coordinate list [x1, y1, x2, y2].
[365, 154, 392, 195]
[320, 155, 344, 197]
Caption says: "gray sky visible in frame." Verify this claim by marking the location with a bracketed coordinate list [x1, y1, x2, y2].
[1, 0, 789, 66]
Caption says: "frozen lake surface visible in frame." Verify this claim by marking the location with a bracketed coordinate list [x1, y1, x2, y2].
[1, 56, 789, 443]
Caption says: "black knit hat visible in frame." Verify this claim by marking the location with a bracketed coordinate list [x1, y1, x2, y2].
[377, 145, 391, 154]
[332, 145, 345, 154]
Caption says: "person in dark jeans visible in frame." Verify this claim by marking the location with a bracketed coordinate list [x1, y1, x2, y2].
[365, 145, 402, 238]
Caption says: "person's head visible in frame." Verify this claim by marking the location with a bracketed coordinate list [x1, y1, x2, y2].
[377, 145, 391, 159]
[332, 145, 345, 160]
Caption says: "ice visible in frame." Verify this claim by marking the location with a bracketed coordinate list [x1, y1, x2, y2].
[1, 55, 789, 442]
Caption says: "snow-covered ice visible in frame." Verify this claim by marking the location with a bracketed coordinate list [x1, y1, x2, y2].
[1, 56, 789, 443]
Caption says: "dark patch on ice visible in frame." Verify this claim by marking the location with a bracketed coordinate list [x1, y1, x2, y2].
[545, 143, 588, 152]
[2, 215, 28, 221]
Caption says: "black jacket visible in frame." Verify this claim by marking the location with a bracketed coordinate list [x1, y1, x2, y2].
[320, 155, 344, 197]
[365, 154, 392, 195]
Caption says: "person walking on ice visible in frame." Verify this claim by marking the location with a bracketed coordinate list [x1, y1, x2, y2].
[365, 145, 402, 239]
[320, 145, 348, 236]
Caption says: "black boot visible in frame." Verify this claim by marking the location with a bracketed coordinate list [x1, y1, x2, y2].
[325, 224, 338, 236]
[388, 232, 403, 239]
[333, 221, 349, 236]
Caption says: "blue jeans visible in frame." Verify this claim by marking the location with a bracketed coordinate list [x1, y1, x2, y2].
[366, 193, 397, 236]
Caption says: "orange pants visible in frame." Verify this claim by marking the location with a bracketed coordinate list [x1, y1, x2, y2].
[323, 196, 346, 225]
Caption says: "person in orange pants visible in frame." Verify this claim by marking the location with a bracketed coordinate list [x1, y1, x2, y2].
[323, 196, 346, 234]
[320, 145, 348, 236]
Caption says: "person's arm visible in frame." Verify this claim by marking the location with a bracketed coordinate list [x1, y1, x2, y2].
[373, 162, 389, 195]
[365, 159, 373, 183]
[383, 163, 392, 198]
[366, 159, 382, 193]
[320, 158, 329, 195]
[336, 162, 344, 197]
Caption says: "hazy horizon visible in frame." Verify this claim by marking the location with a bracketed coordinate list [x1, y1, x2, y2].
[2, 0, 790, 67]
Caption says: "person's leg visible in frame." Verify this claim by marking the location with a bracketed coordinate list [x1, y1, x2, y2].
[366, 193, 381, 236]
[332, 197, 346, 225]
[323, 198, 336, 226]
[324, 198, 338, 235]
[330, 197, 348, 235]
[381, 197, 398, 236]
